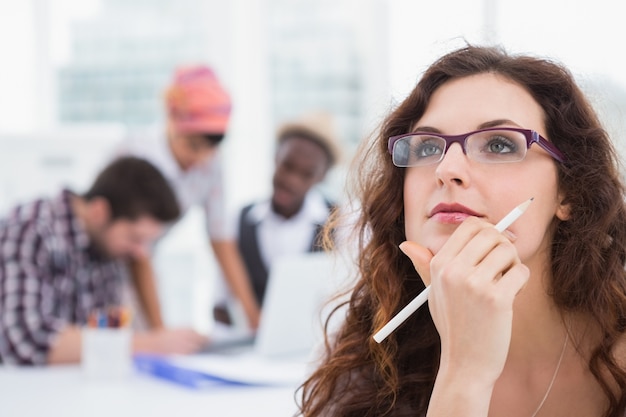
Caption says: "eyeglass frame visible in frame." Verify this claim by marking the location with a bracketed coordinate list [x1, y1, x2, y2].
[387, 127, 566, 167]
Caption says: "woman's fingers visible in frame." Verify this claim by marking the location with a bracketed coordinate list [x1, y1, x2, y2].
[399, 240, 433, 285]
[400, 216, 529, 386]
[496, 263, 529, 299]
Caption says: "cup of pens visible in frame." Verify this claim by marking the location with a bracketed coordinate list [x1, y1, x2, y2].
[82, 306, 133, 379]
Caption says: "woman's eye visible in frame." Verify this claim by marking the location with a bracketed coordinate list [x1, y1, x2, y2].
[485, 136, 516, 154]
[415, 141, 443, 158]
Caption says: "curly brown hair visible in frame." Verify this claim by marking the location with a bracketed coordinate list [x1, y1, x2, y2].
[297, 45, 626, 417]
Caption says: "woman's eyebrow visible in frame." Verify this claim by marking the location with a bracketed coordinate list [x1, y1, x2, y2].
[477, 119, 520, 129]
[410, 126, 440, 133]
[412, 119, 520, 133]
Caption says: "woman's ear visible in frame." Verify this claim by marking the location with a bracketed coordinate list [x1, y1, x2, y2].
[556, 194, 571, 221]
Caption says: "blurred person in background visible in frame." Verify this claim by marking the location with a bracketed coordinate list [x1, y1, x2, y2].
[116, 65, 261, 331]
[0, 157, 208, 365]
[213, 111, 342, 328]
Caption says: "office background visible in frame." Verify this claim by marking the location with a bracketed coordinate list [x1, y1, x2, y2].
[0, 0, 625, 331]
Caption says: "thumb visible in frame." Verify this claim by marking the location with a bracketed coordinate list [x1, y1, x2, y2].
[399, 241, 434, 286]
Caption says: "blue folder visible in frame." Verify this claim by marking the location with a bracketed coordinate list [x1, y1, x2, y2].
[134, 355, 253, 389]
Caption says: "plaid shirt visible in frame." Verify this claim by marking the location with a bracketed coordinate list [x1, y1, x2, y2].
[0, 190, 124, 365]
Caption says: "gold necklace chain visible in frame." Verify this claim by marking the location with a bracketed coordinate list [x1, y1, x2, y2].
[530, 335, 568, 417]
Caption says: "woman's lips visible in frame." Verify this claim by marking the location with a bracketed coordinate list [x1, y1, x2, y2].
[429, 203, 482, 225]
[431, 211, 472, 224]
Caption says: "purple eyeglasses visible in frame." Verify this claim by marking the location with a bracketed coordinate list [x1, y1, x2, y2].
[388, 127, 566, 167]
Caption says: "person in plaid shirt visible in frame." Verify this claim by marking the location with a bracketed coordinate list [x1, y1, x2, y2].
[0, 156, 208, 365]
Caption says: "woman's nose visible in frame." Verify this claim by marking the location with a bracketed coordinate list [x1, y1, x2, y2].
[434, 143, 471, 187]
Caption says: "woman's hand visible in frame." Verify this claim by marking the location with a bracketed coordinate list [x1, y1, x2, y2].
[401, 216, 529, 385]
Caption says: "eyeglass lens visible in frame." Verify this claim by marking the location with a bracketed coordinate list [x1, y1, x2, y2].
[392, 129, 529, 167]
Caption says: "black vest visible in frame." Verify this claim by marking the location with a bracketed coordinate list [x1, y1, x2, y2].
[237, 201, 333, 306]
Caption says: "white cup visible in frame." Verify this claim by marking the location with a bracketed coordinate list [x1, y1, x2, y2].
[82, 327, 132, 379]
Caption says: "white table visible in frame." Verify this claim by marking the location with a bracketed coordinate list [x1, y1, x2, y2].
[0, 365, 301, 417]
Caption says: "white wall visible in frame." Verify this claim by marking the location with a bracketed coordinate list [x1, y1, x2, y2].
[0, 125, 125, 214]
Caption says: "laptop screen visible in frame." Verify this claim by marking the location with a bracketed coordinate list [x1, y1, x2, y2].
[254, 251, 352, 358]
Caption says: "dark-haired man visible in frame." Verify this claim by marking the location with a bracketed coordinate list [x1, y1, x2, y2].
[0, 156, 207, 365]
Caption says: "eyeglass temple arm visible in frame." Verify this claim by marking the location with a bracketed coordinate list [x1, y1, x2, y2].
[532, 132, 566, 163]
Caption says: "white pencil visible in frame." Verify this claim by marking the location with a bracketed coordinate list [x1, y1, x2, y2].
[372, 197, 534, 343]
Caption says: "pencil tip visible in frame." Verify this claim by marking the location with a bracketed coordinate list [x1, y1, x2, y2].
[517, 197, 534, 213]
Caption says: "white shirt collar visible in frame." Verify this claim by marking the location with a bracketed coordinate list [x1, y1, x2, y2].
[246, 189, 330, 225]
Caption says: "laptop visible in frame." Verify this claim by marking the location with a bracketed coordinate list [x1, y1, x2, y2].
[206, 251, 353, 359]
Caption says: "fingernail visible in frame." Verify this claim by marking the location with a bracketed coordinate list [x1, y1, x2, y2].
[503, 230, 517, 241]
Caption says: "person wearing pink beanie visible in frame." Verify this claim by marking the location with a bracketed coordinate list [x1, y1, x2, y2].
[116, 65, 261, 333]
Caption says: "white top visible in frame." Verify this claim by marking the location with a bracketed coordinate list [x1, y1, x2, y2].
[241, 190, 331, 268]
[115, 127, 232, 240]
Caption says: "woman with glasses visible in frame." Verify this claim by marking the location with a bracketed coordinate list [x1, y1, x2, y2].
[298, 45, 626, 417]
